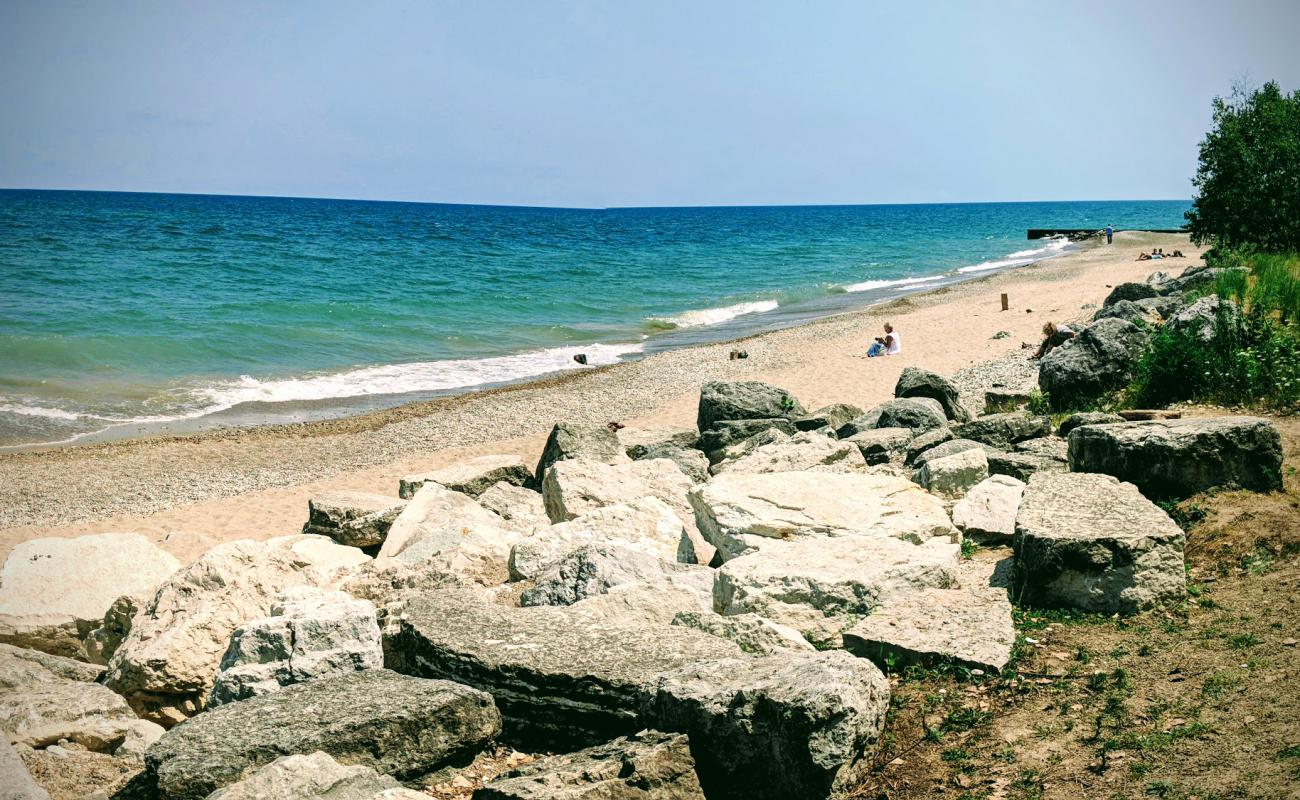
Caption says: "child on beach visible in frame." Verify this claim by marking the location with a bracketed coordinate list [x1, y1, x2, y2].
[867, 323, 900, 357]
[1034, 322, 1075, 359]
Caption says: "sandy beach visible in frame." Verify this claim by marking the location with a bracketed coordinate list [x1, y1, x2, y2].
[0, 231, 1201, 563]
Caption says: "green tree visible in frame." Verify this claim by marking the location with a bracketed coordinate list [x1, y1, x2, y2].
[1185, 81, 1300, 251]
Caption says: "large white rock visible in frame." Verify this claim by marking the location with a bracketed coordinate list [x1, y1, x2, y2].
[206, 751, 427, 799]
[671, 610, 815, 655]
[0, 643, 137, 753]
[915, 448, 989, 500]
[843, 557, 1016, 674]
[0, 533, 180, 661]
[477, 481, 549, 533]
[540, 457, 714, 564]
[1011, 472, 1186, 614]
[1, 737, 49, 800]
[690, 471, 957, 562]
[103, 535, 369, 725]
[508, 496, 687, 581]
[715, 535, 961, 645]
[302, 491, 407, 548]
[952, 475, 1025, 540]
[520, 543, 714, 608]
[399, 454, 532, 500]
[711, 431, 867, 476]
[209, 587, 383, 707]
[377, 481, 520, 586]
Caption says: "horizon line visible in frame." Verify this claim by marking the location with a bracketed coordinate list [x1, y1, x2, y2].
[0, 186, 1194, 211]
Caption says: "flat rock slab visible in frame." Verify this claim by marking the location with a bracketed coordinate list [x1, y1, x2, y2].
[0, 532, 180, 660]
[1011, 472, 1186, 614]
[508, 497, 688, 581]
[714, 535, 961, 645]
[304, 491, 407, 548]
[690, 471, 956, 561]
[843, 583, 1015, 674]
[207, 751, 426, 799]
[1067, 416, 1284, 499]
[520, 543, 713, 608]
[1, 738, 49, 800]
[952, 475, 1025, 541]
[400, 455, 532, 500]
[542, 458, 693, 525]
[387, 589, 740, 746]
[476, 730, 704, 799]
[710, 431, 866, 476]
[0, 643, 138, 752]
[145, 670, 501, 800]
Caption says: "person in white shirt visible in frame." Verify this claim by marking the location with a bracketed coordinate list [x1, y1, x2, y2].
[867, 323, 901, 357]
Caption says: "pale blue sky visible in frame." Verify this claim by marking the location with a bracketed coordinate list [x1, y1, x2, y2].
[2, 0, 1298, 207]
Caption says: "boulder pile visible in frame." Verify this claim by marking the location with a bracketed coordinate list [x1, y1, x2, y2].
[0, 362, 1283, 798]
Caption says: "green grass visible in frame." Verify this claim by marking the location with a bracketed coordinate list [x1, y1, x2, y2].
[1127, 251, 1300, 412]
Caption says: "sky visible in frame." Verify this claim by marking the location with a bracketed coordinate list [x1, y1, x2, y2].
[2, 1, 1299, 208]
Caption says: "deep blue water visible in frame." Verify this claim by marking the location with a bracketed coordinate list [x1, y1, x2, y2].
[0, 190, 1190, 446]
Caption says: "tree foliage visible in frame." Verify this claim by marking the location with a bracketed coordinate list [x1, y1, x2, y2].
[1185, 81, 1300, 251]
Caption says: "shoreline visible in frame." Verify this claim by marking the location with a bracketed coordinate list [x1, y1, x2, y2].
[0, 233, 1079, 454]
[0, 231, 1200, 558]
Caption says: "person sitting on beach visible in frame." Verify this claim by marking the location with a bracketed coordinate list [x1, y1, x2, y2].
[1034, 322, 1075, 359]
[867, 323, 901, 357]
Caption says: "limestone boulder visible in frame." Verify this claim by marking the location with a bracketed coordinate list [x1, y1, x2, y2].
[1102, 281, 1159, 307]
[711, 431, 866, 476]
[520, 543, 714, 608]
[542, 458, 693, 524]
[208, 587, 382, 707]
[534, 422, 631, 485]
[388, 591, 889, 800]
[904, 426, 954, 464]
[792, 403, 863, 433]
[1167, 295, 1238, 342]
[670, 611, 814, 655]
[847, 427, 913, 465]
[0, 533, 180, 661]
[378, 482, 519, 586]
[697, 381, 804, 432]
[983, 387, 1032, 413]
[1057, 411, 1125, 438]
[952, 475, 1025, 541]
[987, 450, 1066, 482]
[477, 482, 550, 533]
[914, 448, 988, 500]
[894, 367, 970, 422]
[206, 751, 426, 800]
[303, 491, 407, 548]
[104, 535, 369, 725]
[713, 536, 961, 645]
[953, 412, 1052, 450]
[1, 738, 49, 800]
[1011, 472, 1186, 613]
[0, 644, 137, 753]
[645, 650, 890, 799]
[837, 398, 946, 437]
[508, 497, 689, 581]
[695, 419, 797, 463]
[1068, 416, 1284, 498]
[1014, 436, 1069, 462]
[144, 670, 501, 800]
[400, 454, 532, 500]
[910, 438, 987, 469]
[628, 442, 711, 484]
[690, 471, 957, 562]
[1092, 298, 1164, 326]
[1038, 317, 1149, 409]
[476, 731, 704, 800]
[619, 426, 698, 458]
[843, 585, 1015, 673]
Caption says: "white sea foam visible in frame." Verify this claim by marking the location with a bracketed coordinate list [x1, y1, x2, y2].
[0, 342, 645, 445]
[842, 275, 946, 293]
[649, 300, 779, 329]
[957, 235, 1071, 274]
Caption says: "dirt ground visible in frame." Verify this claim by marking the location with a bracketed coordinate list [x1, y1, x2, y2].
[850, 413, 1300, 800]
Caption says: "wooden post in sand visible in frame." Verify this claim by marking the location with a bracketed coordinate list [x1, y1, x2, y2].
[1000, 293, 1009, 311]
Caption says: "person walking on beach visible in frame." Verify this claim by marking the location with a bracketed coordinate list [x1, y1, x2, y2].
[867, 323, 901, 357]
[1105, 224, 1114, 244]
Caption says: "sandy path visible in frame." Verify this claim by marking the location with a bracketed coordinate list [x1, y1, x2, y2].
[0, 232, 1199, 563]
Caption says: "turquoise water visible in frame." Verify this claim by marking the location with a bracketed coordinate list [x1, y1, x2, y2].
[0, 190, 1190, 446]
